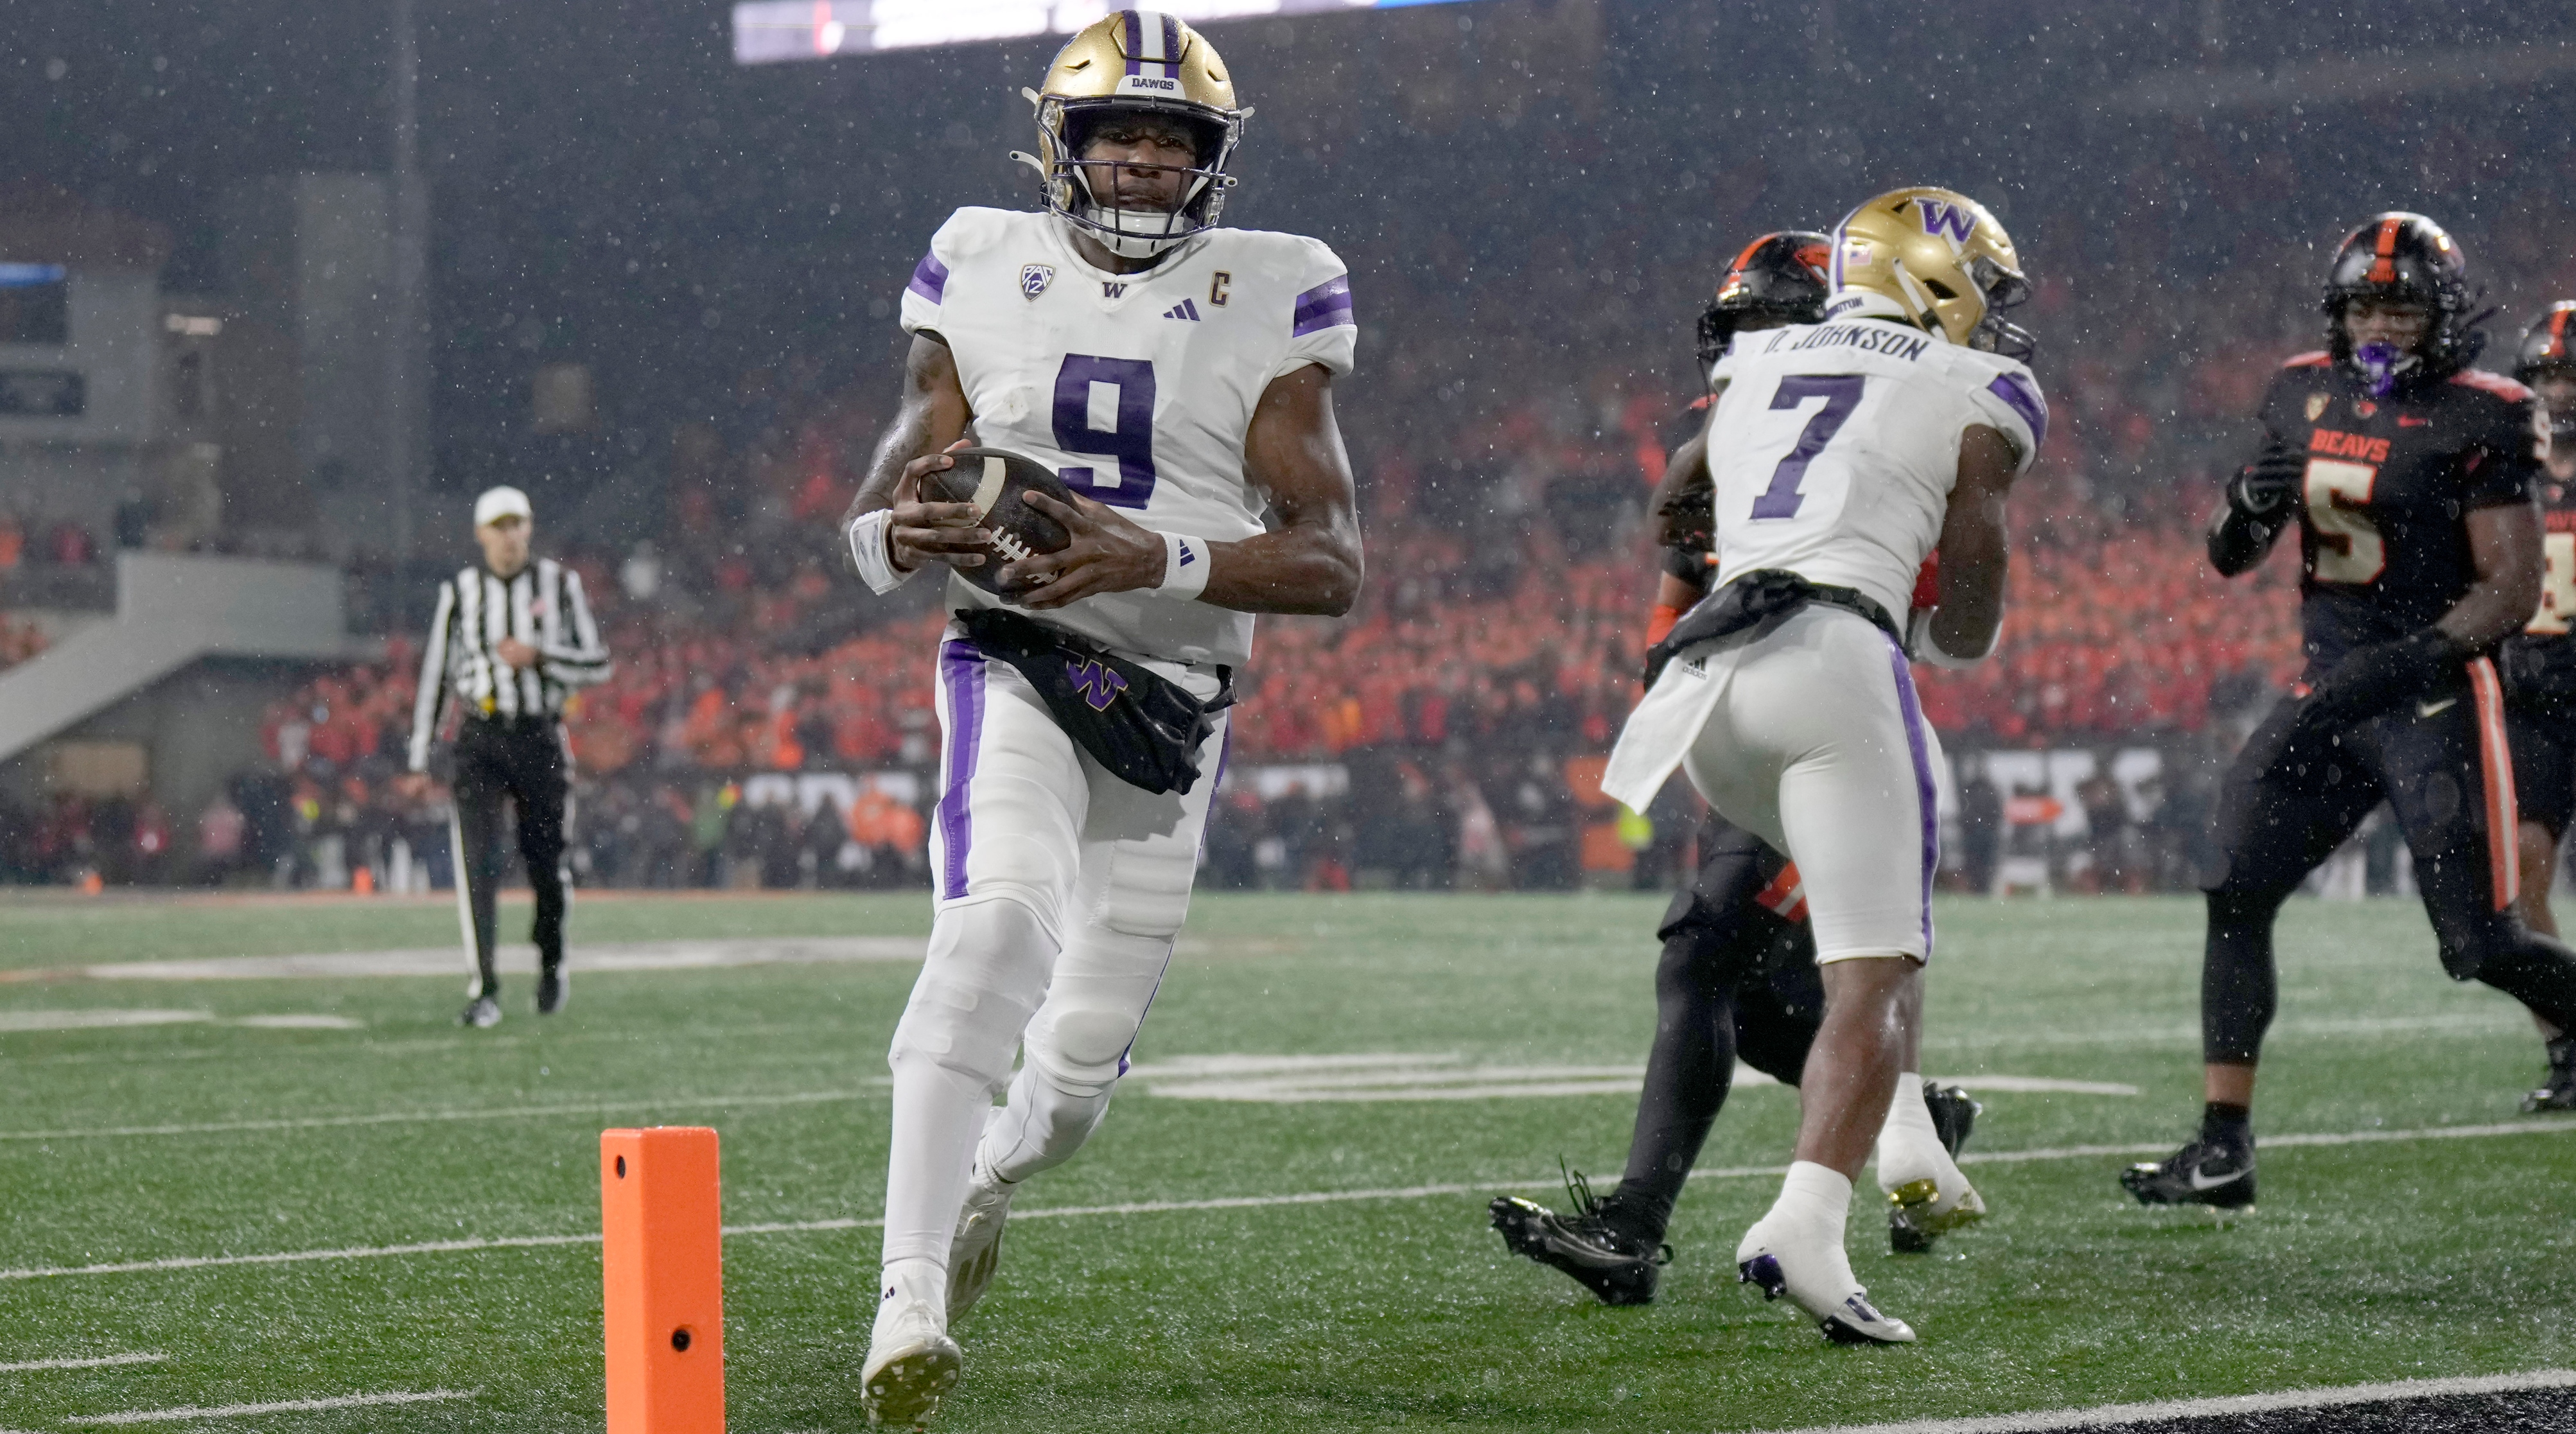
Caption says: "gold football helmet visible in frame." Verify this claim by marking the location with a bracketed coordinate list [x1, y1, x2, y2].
[1830, 187, 2034, 360]
[1014, 10, 1247, 259]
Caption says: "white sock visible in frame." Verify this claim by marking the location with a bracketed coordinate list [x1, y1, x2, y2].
[1764, 1160, 1853, 1245]
[1874, 1072, 1952, 1194]
[873, 1255, 949, 1341]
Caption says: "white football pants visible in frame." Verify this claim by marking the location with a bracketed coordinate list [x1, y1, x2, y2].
[1677, 605, 1943, 964]
[878, 635, 1225, 1268]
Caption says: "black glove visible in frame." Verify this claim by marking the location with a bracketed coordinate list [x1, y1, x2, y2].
[2301, 628, 2471, 727]
[1654, 485, 1713, 557]
[2228, 450, 2306, 518]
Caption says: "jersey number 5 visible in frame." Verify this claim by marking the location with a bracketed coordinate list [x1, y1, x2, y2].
[1749, 375, 1865, 520]
[1053, 354, 1157, 508]
[2304, 457, 2385, 584]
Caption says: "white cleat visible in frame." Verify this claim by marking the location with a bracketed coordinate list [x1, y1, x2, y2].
[1886, 1171, 1988, 1253]
[946, 1157, 1017, 1321]
[1878, 1135, 1987, 1254]
[1736, 1216, 1916, 1345]
[862, 1295, 963, 1429]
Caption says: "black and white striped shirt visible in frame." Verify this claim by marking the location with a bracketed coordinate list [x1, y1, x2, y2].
[407, 557, 611, 771]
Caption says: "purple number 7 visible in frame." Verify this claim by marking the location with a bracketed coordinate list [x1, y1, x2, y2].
[1748, 375, 1866, 520]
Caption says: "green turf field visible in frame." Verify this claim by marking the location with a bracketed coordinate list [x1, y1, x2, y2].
[2, 889, 2572, 1431]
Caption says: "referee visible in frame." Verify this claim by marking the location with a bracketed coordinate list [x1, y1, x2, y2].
[399, 486, 611, 1027]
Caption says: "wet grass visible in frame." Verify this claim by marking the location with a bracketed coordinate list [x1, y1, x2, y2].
[1, 892, 2571, 1430]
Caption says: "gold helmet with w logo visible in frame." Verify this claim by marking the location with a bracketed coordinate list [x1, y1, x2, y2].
[1830, 187, 2034, 361]
[1015, 10, 1248, 259]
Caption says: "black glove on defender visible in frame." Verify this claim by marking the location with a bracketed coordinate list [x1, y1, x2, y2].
[2228, 451, 2306, 518]
[2209, 451, 2308, 575]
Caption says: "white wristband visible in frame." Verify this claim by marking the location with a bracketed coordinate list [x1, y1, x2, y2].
[1157, 531, 1213, 601]
[848, 509, 917, 595]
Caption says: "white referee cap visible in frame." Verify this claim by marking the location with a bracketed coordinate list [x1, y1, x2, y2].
[473, 485, 533, 527]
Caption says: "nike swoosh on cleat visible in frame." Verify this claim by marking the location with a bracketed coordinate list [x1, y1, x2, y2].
[2417, 697, 2458, 717]
[2189, 1165, 2252, 1191]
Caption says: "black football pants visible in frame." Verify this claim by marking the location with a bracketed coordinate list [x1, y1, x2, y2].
[450, 717, 570, 999]
[2201, 667, 2576, 1064]
[1617, 812, 1825, 1239]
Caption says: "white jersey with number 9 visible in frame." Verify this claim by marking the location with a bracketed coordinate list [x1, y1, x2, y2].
[1704, 304, 2046, 620]
[900, 207, 1357, 669]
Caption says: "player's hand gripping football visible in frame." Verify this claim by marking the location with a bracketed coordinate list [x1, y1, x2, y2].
[1000, 491, 1168, 608]
[885, 440, 994, 575]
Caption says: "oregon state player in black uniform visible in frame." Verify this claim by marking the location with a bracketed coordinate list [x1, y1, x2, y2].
[2498, 301, 2576, 1112]
[2125, 214, 2576, 1208]
[1491, 235, 1977, 1304]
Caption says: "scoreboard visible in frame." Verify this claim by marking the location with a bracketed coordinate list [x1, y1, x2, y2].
[733, 0, 1472, 62]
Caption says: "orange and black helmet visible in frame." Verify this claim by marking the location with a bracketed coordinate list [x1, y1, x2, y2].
[1695, 231, 1832, 367]
[2321, 212, 2482, 374]
[2519, 302, 2576, 444]
[2514, 301, 2576, 383]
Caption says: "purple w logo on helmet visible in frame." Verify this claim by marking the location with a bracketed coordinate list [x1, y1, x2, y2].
[1918, 200, 1977, 244]
[1066, 658, 1130, 711]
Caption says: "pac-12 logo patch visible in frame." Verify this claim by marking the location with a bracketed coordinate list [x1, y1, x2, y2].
[2306, 392, 2329, 421]
[1020, 264, 1055, 300]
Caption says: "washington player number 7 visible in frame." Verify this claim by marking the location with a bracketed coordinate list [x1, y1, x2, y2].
[1748, 374, 1866, 520]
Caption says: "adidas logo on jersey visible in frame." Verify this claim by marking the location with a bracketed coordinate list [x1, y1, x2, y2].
[1162, 299, 1203, 322]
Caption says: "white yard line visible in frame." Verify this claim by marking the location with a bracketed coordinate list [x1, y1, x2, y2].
[0, 1087, 886, 1142]
[6, 1116, 2571, 1283]
[1925, 1009, 2523, 1052]
[0, 1064, 2134, 1141]
[1948, 1116, 2576, 1168]
[63, 1389, 473, 1425]
[73, 937, 928, 981]
[0, 1352, 164, 1373]
[0, 1011, 209, 1033]
[0, 1234, 598, 1280]
[1751, 1367, 2576, 1433]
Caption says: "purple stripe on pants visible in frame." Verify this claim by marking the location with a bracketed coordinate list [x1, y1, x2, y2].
[1884, 639, 1938, 956]
[936, 640, 987, 900]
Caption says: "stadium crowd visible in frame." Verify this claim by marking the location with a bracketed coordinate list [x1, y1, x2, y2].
[0, 459, 2304, 894]
[17, 94, 2573, 896]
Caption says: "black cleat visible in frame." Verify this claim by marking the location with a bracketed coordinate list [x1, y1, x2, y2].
[2121, 1133, 2255, 1209]
[537, 965, 568, 1016]
[460, 994, 502, 1029]
[1924, 1081, 1981, 1157]
[1489, 1166, 1670, 1307]
[2522, 1036, 2576, 1114]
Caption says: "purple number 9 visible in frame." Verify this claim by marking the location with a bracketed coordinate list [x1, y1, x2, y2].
[1748, 374, 1866, 520]
[1052, 354, 1158, 508]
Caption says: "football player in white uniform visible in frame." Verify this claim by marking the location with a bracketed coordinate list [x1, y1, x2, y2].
[1603, 187, 2044, 1345]
[838, 11, 1361, 1426]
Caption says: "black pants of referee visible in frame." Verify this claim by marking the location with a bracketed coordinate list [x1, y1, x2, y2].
[451, 715, 570, 999]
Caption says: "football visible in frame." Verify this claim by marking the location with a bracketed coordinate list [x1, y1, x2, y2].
[916, 446, 1078, 597]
